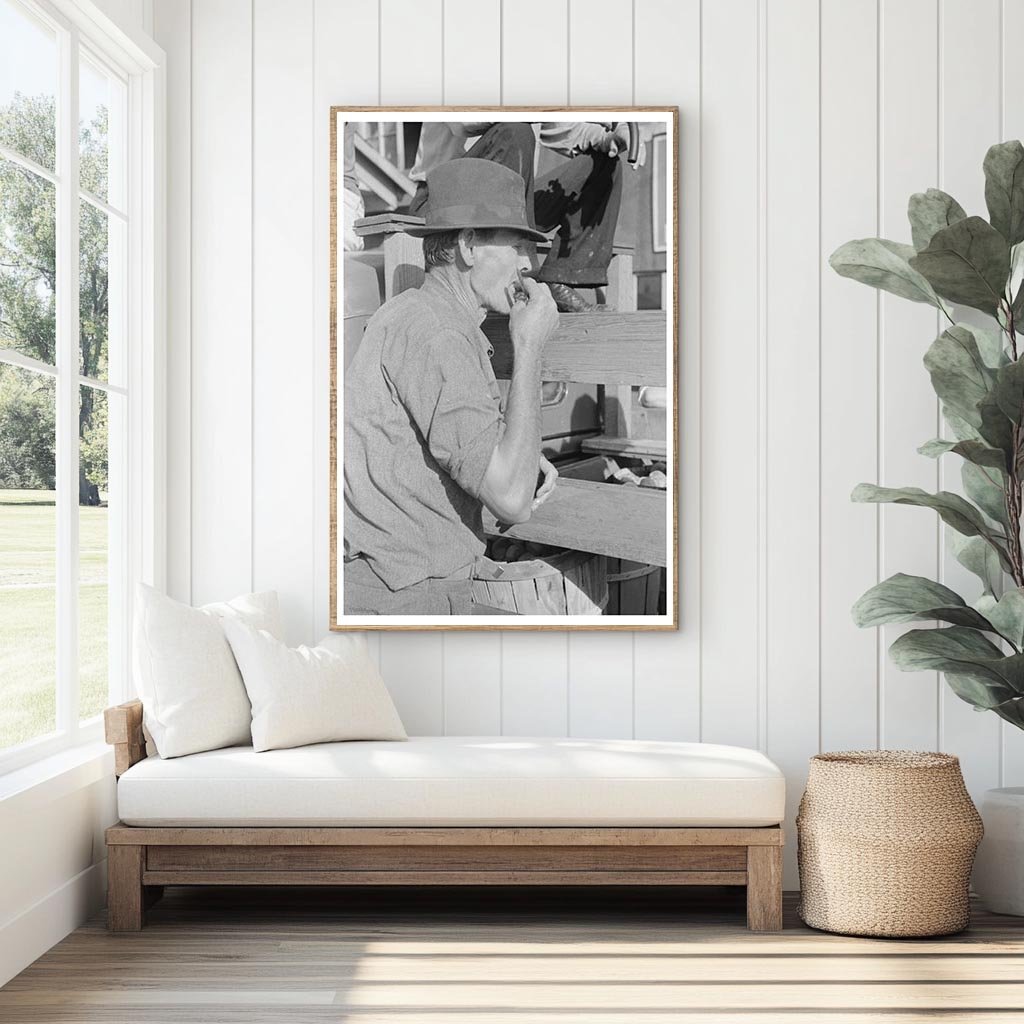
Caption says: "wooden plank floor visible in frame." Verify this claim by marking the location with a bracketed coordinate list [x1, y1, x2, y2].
[3, 886, 1024, 1022]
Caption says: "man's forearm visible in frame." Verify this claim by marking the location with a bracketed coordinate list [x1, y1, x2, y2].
[479, 276, 558, 523]
[480, 346, 543, 522]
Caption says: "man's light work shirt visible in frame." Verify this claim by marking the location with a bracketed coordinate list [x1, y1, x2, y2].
[343, 273, 504, 591]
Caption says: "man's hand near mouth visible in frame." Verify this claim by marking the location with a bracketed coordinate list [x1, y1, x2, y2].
[479, 277, 559, 524]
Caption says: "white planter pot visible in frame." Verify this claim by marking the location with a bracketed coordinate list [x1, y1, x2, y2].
[973, 787, 1024, 916]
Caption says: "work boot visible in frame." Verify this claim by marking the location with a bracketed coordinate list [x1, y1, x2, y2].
[547, 282, 597, 313]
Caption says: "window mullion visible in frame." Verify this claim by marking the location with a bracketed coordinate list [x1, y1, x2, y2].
[55, 23, 81, 735]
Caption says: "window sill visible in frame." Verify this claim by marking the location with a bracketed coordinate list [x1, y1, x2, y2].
[0, 739, 114, 816]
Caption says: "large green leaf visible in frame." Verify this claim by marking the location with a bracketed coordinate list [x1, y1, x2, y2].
[908, 188, 968, 251]
[852, 573, 994, 630]
[1009, 242, 1024, 311]
[977, 391, 1016, 459]
[851, 483, 1009, 553]
[918, 437, 1007, 470]
[888, 627, 1024, 703]
[909, 217, 1011, 314]
[983, 687, 1024, 728]
[942, 406, 983, 442]
[830, 238, 943, 307]
[951, 532, 1004, 596]
[966, 321, 1011, 369]
[993, 357, 1024, 423]
[984, 140, 1024, 246]
[923, 326, 997, 427]
[1011, 278, 1024, 326]
[944, 671, 1024, 715]
[962, 461, 1009, 527]
[977, 589, 1024, 649]
[1008, 241, 1024, 324]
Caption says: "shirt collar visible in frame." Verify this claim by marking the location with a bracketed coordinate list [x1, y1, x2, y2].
[420, 271, 494, 356]
[421, 270, 487, 328]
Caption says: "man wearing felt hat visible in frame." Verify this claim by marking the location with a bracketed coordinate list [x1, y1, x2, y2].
[343, 158, 561, 616]
[409, 121, 642, 312]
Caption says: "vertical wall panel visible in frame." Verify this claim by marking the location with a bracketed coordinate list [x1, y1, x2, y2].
[502, 0, 568, 103]
[443, 0, 500, 105]
[439, 624, 500, 732]
[878, 0, 941, 751]
[699, 0, 760, 749]
[190, 0, 253, 605]
[376, 0, 446, 726]
[498, 0, 572, 736]
[938, 0, 1002, 796]
[380, 0, 443, 105]
[764, 0, 821, 884]
[1002, 0, 1024, 786]
[444, 640, 502, 734]
[438, 0, 504, 732]
[253, 0, 315, 646]
[312, 0, 379, 650]
[568, 634, 634, 738]
[153, 0, 191, 604]
[568, 0, 632, 103]
[379, 635, 445, 735]
[563, 0, 636, 730]
[630, 0, 700, 743]
[92, 0, 147, 33]
[502, 634, 569, 735]
[819, 0, 879, 753]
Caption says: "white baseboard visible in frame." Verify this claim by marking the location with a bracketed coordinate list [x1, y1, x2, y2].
[0, 859, 107, 987]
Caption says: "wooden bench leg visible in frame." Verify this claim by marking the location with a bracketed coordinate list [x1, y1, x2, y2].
[107, 845, 145, 932]
[746, 845, 783, 931]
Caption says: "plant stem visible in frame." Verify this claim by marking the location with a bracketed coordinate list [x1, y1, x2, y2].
[1006, 307, 1024, 587]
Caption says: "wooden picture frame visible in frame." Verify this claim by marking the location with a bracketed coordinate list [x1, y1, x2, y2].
[330, 108, 679, 630]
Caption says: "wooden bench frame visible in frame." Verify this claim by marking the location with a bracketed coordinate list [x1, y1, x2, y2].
[105, 700, 784, 932]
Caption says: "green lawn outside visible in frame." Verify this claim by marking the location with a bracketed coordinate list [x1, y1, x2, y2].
[0, 489, 109, 751]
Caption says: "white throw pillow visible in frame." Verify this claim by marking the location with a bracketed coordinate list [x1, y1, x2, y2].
[133, 584, 283, 758]
[223, 622, 407, 752]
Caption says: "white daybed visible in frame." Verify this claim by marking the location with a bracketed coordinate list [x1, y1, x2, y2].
[104, 700, 786, 932]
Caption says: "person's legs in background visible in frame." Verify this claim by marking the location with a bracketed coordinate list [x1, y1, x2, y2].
[464, 122, 537, 225]
[533, 151, 623, 311]
[407, 123, 625, 313]
[409, 122, 537, 219]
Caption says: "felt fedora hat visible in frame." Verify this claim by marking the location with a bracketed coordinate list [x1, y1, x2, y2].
[406, 157, 548, 242]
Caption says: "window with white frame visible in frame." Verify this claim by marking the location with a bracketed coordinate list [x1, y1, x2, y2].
[0, 0, 157, 772]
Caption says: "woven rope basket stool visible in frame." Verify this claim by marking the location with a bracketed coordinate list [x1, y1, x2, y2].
[797, 751, 983, 938]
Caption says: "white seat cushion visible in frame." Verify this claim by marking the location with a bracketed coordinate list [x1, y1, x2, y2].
[117, 736, 785, 827]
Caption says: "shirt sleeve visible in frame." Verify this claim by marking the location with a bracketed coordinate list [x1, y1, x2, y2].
[382, 326, 502, 499]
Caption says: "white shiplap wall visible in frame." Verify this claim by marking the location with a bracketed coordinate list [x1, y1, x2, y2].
[154, 0, 1024, 885]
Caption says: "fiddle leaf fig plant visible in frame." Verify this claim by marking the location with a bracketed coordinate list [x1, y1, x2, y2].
[832, 140, 1024, 731]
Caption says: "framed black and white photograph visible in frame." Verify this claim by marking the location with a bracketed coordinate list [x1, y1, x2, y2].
[330, 108, 678, 629]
